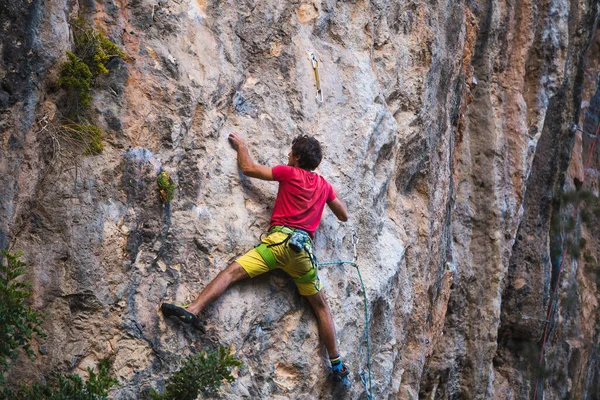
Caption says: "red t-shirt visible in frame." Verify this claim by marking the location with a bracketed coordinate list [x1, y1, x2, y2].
[270, 165, 336, 237]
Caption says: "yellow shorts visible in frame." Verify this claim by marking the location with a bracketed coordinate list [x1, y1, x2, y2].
[236, 231, 323, 296]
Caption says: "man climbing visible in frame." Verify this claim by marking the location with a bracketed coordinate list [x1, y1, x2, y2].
[160, 132, 350, 380]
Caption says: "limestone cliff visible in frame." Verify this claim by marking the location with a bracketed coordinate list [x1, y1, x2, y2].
[1, 0, 599, 398]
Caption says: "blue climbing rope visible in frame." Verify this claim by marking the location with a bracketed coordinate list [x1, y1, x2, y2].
[317, 232, 373, 399]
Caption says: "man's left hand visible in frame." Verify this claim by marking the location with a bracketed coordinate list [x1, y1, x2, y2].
[228, 132, 246, 150]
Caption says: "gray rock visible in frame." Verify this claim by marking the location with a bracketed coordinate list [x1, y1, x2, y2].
[0, 1, 599, 399]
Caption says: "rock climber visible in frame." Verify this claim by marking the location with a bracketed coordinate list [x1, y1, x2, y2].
[161, 132, 350, 380]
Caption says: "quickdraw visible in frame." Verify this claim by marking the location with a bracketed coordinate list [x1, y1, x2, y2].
[307, 51, 324, 103]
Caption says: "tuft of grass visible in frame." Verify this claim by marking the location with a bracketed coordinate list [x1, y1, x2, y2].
[157, 172, 176, 204]
[60, 122, 104, 155]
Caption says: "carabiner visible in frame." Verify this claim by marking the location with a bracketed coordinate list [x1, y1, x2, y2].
[352, 229, 359, 261]
[309, 53, 318, 69]
[360, 371, 372, 400]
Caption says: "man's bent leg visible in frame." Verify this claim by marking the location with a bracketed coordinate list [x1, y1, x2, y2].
[306, 290, 350, 379]
[305, 290, 340, 357]
[186, 262, 250, 315]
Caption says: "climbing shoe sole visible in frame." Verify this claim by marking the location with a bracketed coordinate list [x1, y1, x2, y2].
[160, 303, 197, 324]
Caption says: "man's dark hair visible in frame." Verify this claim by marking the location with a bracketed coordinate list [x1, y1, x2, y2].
[292, 135, 322, 171]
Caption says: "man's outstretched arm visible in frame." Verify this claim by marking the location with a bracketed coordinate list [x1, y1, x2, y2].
[327, 187, 348, 222]
[228, 132, 274, 181]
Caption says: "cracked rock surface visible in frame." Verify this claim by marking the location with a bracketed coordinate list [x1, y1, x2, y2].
[1, 0, 600, 398]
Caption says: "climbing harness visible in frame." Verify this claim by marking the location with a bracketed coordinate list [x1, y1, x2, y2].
[254, 226, 318, 284]
[255, 227, 373, 399]
[318, 230, 373, 400]
[307, 51, 324, 103]
[254, 242, 277, 270]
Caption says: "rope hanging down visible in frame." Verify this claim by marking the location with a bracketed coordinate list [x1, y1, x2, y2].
[317, 231, 373, 399]
[532, 121, 600, 399]
[307, 51, 324, 103]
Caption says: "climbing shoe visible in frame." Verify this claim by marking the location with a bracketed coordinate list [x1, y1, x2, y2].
[331, 364, 350, 381]
[160, 303, 197, 324]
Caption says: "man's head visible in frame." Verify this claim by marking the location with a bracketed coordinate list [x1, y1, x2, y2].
[289, 135, 322, 171]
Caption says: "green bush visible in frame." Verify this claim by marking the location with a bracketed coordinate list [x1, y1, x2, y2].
[0, 251, 45, 385]
[157, 172, 176, 204]
[3, 358, 118, 400]
[58, 51, 93, 110]
[149, 346, 242, 400]
[73, 20, 125, 77]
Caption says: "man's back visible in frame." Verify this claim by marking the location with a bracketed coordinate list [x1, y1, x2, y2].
[270, 165, 335, 237]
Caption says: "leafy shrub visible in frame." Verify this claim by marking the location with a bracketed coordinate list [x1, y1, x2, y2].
[73, 20, 125, 77]
[3, 358, 118, 400]
[58, 52, 93, 110]
[149, 346, 242, 400]
[157, 172, 176, 204]
[0, 251, 45, 385]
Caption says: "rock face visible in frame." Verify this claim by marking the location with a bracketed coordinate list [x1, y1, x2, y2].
[1, 0, 599, 398]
